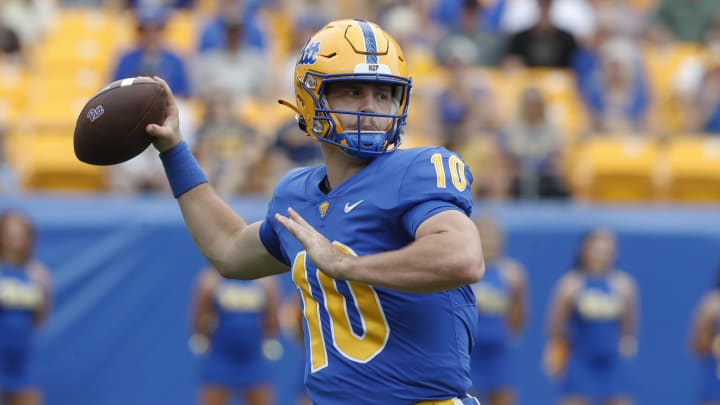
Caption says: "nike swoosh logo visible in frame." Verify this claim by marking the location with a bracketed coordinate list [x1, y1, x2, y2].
[344, 200, 364, 213]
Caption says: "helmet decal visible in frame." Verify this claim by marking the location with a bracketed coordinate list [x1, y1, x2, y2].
[298, 41, 321, 65]
[355, 19, 378, 64]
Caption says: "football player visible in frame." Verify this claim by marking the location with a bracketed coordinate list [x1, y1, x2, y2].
[147, 19, 485, 405]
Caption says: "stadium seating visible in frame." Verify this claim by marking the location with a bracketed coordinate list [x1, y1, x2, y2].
[658, 136, 720, 203]
[569, 135, 662, 202]
[17, 127, 107, 191]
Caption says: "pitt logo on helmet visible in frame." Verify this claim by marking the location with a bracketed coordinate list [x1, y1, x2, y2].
[278, 19, 412, 159]
[298, 41, 320, 65]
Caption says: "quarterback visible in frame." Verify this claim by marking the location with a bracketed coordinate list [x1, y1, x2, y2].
[147, 19, 485, 405]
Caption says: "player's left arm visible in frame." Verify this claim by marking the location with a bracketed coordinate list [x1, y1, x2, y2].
[502, 260, 529, 336]
[614, 271, 639, 357]
[277, 207, 484, 293]
[28, 261, 51, 325]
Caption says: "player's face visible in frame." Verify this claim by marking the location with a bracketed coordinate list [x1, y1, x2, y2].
[0, 215, 33, 264]
[582, 231, 616, 274]
[325, 82, 394, 132]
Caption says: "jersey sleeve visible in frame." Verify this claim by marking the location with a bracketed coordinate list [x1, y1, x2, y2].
[397, 147, 474, 236]
[259, 219, 288, 266]
[258, 178, 292, 267]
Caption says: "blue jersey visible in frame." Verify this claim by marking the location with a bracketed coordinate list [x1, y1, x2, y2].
[569, 275, 623, 363]
[0, 265, 41, 354]
[260, 147, 477, 405]
[201, 278, 270, 387]
[562, 273, 630, 400]
[469, 261, 516, 395]
[209, 279, 266, 357]
[470, 261, 511, 347]
[0, 264, 42, 391]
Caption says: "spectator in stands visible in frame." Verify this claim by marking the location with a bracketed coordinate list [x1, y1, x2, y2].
[499, 0, 596, 42]
[430, 0, 506, 34]
[189, 266, 279, 405]
[502, 0, 579, 69]
[0, 211, 52, 405]
[266, 118, 323, 191]
[197, 0, 267, 53]
[688, 264, 720, 405]
[434, 49, 501, 152]
[434, 0, 504, 67]
[501, 86, 568, 199]
[377, 1, 437, 76]
[0, 0, 54, 56]
[0, 22, 22, 62]
[192, 14, 267, 101]
[109, 147, 171, 194]
[111, 5, 191, 98]
[544, 229, 638, 405]
[647, 0, 720, 44]
[193, 90, 266, 196]
[573, 30, 649, 133]
[469, 217, 528, 405]
[592, 0, 646, 40]
[687, 59, 720, 134]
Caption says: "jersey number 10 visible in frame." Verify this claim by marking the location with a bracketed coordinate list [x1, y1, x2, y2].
[430, 153, 468, 191]
[292, 242, 390, 372]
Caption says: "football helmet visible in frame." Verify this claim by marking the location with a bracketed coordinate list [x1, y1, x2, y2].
[279, 19, 412, 158]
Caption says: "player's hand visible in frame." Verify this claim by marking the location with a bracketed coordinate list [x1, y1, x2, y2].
[275, 207, 354, 279]
[146, 76, 182, 153]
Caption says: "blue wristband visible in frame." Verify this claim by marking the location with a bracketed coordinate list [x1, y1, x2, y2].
[159, 141, 208, 198]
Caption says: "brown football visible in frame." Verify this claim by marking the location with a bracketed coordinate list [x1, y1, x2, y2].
[73, 76, 166, 165]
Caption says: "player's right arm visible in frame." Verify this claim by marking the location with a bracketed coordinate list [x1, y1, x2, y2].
[689, 291, 720, 357]
[543, 273, 580, 377]
[147, 77, 288, 280]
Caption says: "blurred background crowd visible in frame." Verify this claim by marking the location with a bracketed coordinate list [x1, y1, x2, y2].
[1, 0, 720, 203]
[2, 2, 720, 405]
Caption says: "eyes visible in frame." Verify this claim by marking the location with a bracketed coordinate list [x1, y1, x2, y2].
[327, 84, 393, 103]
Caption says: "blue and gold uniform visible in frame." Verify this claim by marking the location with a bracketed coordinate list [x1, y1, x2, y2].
[200, 278, 270, 388]
[260, 146, 477, 405]
[469, 261, 514, 396]
[563, 274, 629, 401]
[0, 264, 43, 392]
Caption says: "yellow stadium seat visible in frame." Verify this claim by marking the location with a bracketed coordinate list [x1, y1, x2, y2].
[34, 9, 119, 74]
[659, 136, 720, 203]
[527, 68, 585, 136]
[0, 63, 29, 126]
[15, 128, 107, 191]
[164, 10, 197, 55]
[570, 135, 661, 202]
[23, 75, 95, 127]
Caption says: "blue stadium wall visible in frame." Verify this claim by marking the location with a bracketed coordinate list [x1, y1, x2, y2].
[2, 195, 720, 405]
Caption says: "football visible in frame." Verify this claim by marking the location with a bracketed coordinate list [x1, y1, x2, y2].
[73, 76, 167, 165]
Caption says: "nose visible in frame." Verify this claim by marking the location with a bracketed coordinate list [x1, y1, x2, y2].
[358, 89, 378, 113]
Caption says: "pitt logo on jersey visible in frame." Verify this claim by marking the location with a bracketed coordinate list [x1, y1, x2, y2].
[298, 41, 321, 65]
[318, 201, 330, 218]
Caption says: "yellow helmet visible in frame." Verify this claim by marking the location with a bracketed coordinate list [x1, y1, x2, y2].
[279, 19, 412, 158]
